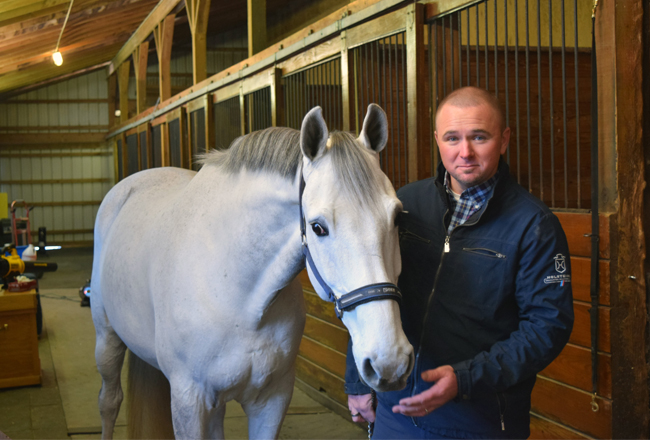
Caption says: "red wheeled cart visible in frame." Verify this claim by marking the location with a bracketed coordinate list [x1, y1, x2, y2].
[10, 200, 33, 247]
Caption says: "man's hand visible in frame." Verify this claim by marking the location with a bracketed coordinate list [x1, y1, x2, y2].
[391, 365, 458, 417]
[348, 394, 375, 424]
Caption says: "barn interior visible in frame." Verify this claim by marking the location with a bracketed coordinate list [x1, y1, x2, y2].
[0, 0, 648, 439]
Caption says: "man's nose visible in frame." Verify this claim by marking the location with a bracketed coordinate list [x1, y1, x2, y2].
[459, 139, 474, 159]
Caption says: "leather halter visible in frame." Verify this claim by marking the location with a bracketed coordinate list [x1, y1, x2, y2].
[298, 170, 402, 319]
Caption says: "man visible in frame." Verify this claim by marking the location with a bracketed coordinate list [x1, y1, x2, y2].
[345, 86, 574, 439]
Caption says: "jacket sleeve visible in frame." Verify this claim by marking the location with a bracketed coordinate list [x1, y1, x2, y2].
[451, 212, 574, 399]
[344, 339, 373, 395]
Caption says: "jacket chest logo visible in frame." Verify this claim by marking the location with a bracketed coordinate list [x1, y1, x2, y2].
[554, 254, 567, 273]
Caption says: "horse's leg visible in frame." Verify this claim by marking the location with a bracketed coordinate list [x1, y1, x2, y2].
[169, 377, 225, 439]
[243, 369, 295, 440]
[93, 311, 127, 440]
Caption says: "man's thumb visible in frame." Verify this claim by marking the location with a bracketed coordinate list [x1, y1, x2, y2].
[421, 367, 444, 382]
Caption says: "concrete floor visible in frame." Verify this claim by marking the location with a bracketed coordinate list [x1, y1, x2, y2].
[0, 247, 367, 440]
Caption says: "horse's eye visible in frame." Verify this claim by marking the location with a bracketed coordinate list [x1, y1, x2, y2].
[311, 222, 328, 237]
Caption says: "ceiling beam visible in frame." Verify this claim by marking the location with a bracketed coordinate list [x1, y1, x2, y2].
[107, 0, 183, 76]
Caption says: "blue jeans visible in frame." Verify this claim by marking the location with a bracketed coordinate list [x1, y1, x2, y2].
[372, 402, 458, 440]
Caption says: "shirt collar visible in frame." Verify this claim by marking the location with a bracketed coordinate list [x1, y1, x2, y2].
[444, 170, 499, 204]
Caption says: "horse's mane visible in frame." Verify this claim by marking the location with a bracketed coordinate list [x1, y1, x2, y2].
[198, 127, 384, 209]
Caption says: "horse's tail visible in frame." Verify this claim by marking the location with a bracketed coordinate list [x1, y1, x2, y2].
[126, 351, 175, 439]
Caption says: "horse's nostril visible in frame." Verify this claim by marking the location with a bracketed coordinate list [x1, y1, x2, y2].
[362, 358, 379, 383]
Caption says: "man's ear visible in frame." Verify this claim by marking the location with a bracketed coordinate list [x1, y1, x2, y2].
[500, 127, 511, 155]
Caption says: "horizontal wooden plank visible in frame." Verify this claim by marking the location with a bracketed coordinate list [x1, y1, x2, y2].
[570, 256, 610, 305]
[29, 229, 95, 236]
[0, 125, 109, 132]
[304, 315, 349, 354]
[7, 201, 102, 208]
[2, 179, 110, 185]
[529, 414, 591, 439]
[0, 152, 111, 158]
[531, 376, 611, 439]
[570, 302, 610, 352]
[303, 289, 344, 329]
[0, 133, 107, 145]
[539, 343, 611, 398]
[295, 355, 348, 406]
[0, 143, 106, 150]
[299, 336, 347, 378]
[555, 212, 610, 259]
[346, 8, 405, 49]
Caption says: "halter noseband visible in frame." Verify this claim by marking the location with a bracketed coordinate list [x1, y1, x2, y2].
[299, 171, 402, 319]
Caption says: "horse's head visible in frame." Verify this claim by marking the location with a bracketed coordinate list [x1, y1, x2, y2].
[299, 104, 414, 392]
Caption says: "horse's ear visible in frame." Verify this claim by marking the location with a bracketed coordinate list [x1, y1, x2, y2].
[359, 103, 388, 153]
[300, 106, 328, 161]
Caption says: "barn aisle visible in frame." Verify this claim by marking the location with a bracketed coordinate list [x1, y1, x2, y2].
[0, 247, 366, 440]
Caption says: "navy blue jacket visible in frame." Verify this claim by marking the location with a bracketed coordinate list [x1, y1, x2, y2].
[345, 161, 574, 439]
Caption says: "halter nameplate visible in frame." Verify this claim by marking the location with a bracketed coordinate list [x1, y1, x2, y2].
[299, 171, 402, 319]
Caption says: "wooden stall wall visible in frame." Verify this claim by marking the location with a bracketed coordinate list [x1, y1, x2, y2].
[0, 70, 113, 246]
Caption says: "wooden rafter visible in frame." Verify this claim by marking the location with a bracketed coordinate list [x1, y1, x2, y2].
[153, 13, 176, 102]
[133, 41, 150, 114]
[186, 0, 211, 84]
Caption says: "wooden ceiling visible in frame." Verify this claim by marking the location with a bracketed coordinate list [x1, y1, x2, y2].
[0, 0, 166, 97]
[0, 0, 339, 100]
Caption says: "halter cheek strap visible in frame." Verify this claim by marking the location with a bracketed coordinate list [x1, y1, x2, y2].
[299, 172, 402, 319]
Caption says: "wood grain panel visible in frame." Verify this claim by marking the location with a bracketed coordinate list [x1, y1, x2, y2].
[570, 303, 610, 352]
[529, 414, 590, 439]
[303, 290, 344, 329]
[298, 336, 347, 378]
[295, 355, 348, 406]
[304, 315, 349, 354]
[539, 343, 611, 398]
[555, 212, 610, 259]
[570, 256, 610, 305]
[531, 376, 611, 439]
[346, 8, 405, 49]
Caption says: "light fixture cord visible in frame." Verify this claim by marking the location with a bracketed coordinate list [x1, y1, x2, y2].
[55, 0, 75, 52]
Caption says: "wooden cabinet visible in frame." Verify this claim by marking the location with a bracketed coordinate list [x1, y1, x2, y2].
[0, 289, 41, 388]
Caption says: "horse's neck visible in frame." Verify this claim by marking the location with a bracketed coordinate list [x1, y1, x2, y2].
[190, 165, 304, 318]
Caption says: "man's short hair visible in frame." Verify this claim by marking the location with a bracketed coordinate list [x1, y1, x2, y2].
[435, 86, 506, 132]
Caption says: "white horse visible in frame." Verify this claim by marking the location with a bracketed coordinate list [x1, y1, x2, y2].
[91, 104, 414, 439]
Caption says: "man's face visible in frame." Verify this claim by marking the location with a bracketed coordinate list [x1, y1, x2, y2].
[434, 103, 510, 194]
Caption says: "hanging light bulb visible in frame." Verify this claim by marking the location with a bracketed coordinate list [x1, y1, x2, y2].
[52, 51, 63, 66]
[53, 0, 75, 67]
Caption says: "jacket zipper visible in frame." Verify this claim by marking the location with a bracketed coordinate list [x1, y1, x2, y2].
[409, 196, 493, 425]
[462, 247, 506, 259]
[496, 393, 506, 431]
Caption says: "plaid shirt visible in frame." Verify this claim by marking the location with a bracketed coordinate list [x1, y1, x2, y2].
[445, 171, 499, 234]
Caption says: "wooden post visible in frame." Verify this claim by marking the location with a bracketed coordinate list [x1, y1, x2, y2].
[186, 0, 211, 84]
[406, 3, 427, 182]
[239, 87, 246, 135]
[270, 68, 283, 127]
[247, 0, 267, 57]
[117, 61, 131, 123]
[340, 31, 354, 132]
[154, 14, 176, 102]
[602, 0, 648, 437]
[108, 74, 117, 128]
[161, 122, 170, 166]
[133, 41, 150, 114]
[204, 94, 215, 151]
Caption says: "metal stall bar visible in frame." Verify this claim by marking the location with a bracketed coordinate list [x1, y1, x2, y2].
[525, 0, 532, 192]
[537, 0, 543, 202]
[514, 0, 520, 183]
[574, 0, 581, 208]
[494, 0, 498, 96]
[548, 0, 555, 206]
[400, 33, 408, 186]
[484, 2, 488, 90]
[561, 0, 569, 208]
